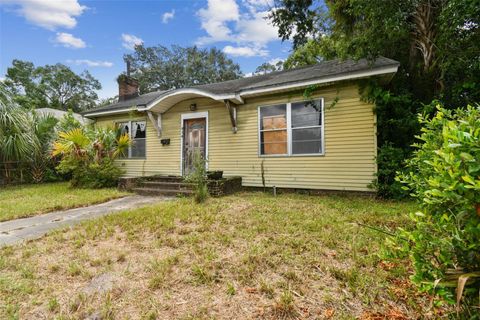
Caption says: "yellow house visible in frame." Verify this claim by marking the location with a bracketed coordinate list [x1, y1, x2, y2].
[83, 57, 399, 193]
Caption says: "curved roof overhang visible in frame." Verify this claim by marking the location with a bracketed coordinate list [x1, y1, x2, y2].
[141, 64, 398, 114]
[139, 88, 244, 113]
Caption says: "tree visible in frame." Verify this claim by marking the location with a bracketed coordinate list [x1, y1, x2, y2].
[254, 61, 284, 75]
[269, 0, 480, 105]
[124, 45, 243, 93]
[0, 83, 59, 183]
[269, 0, 480, 197]
[4, 59, 101, 112]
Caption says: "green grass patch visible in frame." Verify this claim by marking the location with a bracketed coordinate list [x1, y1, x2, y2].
[0, 182, 130, 221]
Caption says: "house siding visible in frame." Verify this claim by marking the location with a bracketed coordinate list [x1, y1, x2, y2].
[95, 82, 377, 192]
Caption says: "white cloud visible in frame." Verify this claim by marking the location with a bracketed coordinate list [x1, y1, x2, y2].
[162, 9, 175, 24]
[54, 32, 86, 48]
[268, 57, 284, 65]
[235, 11, 278, 45]
[66, 59, 113, 67]
[223, 45, 268, 57]
[121, 33, 143, 50]
[1, 0, 86, 30]
[196, 0, 279, 57]
[196, 0, 239, 45]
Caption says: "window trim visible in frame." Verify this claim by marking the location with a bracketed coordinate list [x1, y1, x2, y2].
[116, 119, 147, 159]
[257, 98, 325, 157]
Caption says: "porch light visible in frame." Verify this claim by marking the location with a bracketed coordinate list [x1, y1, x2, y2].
[190, 103, 197, 111]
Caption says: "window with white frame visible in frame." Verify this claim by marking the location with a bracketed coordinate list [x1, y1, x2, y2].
[118, 120, 146, 158]
[259, 99, 323, 156]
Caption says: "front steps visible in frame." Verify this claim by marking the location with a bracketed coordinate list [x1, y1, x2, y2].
[131, 176, 194, 197]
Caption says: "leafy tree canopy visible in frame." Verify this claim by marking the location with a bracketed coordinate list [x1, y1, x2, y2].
[269, 0, 480, 198]
[270, 0, 480, 106]
[3, 60, 101, 112]
[124, 45, 243, 94]
[254, 61, 284, 75]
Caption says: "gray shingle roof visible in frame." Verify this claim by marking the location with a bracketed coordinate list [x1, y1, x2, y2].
[84, 57, 399, 116]
[84, 90, 168, 114]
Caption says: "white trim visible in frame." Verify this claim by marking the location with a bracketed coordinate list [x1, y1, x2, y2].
[180, 111, 209, 176]
[84, 107, 140, 118]
[257, 98, 325, 157]
[241, 66, 398, 97]
[146, 89, 242, 110]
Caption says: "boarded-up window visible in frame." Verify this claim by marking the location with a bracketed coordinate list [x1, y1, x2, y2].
[259, 104, 287, 155]
[259, 99, 324, 156]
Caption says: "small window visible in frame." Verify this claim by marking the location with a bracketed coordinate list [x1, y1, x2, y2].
[259, 99, 324, 156]
[118, 121, 146, 158]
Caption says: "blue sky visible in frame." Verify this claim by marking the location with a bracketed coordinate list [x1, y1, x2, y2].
[0, 0, 292, 99]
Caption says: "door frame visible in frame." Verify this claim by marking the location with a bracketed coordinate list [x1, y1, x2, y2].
[180, 111, 209, 176]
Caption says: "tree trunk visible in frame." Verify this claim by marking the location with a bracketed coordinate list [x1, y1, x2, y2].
[411, 1, 438, 72]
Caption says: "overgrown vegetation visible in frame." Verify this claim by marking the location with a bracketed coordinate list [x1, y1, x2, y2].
[0, 84, 61, 184]
[52, 127, 130, 188]
[268, 0, 479, 198]
[185, 152, 209, 203]
[388, 105, 480, 314]
[0, 182, 129, 222]
[1, 193, 450, 319]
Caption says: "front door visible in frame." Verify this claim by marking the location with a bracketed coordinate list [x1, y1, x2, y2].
[183, 118, 206, 175]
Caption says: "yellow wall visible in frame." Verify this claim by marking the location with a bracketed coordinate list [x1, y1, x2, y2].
[95, 82, 377, 191]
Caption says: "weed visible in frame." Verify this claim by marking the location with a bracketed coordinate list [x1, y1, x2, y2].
[47, 297, 59, 312]
[226, 282, 236, 296]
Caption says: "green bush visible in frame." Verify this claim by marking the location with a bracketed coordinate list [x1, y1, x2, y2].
[53, 127, 130, 189]
[394, 105, 480, 308]
[70, 158, 123, 188]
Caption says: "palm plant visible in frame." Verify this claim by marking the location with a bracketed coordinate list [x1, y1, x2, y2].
[52, 126, 131, 188]
[52, 126, 130, 162]
[29, 112, 58, 182]
[0, 83, 36, 182]
[52, 128, 91, 160]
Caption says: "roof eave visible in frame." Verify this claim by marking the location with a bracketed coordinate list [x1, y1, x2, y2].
[83, 106, 143, 118]
[238, 64, 399, 98]
[84, 63, 398, 117]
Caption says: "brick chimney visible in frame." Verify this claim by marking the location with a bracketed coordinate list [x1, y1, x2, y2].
[117, 61, 139, 101]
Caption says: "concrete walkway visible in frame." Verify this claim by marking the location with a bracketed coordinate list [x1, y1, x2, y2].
[0, 195, 169, 247]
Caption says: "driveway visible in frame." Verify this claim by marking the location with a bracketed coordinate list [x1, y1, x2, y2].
[0, 195, 170, 247]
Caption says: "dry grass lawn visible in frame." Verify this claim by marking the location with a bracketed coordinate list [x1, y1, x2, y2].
[0, 192, 450, 319]
[0, 182, 130, 222]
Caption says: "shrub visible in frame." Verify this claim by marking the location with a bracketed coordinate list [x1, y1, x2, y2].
[53, 127, 130, 188]
[394, 105, 480, 308]
[369, 143, 409, 199]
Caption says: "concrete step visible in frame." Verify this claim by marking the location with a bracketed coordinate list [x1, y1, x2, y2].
[132, 187, 193, 197]
[143, 175, 184, 183]
[139, 181, 194, 190]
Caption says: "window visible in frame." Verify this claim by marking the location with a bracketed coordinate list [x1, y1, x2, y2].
[259, 99, 324, 156]
[259, 104, 287, 155]
[118, 120, 146, 158]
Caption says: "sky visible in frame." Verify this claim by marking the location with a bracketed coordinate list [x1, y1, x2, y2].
[0, 0, 292, 99]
